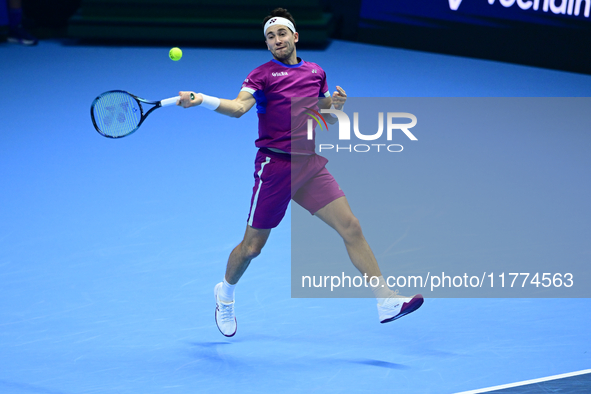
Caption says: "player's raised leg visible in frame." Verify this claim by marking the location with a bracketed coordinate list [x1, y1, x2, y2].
[214, 225, 271, 337]
[315, 197, 381, 278]
[226, 225, 271, 285]
[314, 196, 423, 322]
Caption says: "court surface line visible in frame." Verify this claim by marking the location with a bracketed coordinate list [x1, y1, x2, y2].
[454, 369, 591, 393]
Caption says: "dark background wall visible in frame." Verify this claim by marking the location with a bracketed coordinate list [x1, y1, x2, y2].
[4, 0, 590, 74]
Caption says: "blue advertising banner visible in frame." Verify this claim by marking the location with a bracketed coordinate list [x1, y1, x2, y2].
[361, 0, 590, 28]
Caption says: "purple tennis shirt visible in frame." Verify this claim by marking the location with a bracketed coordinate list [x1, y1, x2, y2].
[240, 58, 330, 154]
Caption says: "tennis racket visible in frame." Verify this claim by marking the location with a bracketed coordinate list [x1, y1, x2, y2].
[90, 90, 192, 138]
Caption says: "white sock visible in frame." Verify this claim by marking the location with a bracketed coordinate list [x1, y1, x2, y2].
[370, 275, 395, 305]
[219, 278, 235, 302]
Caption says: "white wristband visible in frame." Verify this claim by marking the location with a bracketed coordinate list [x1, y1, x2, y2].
[199, 93, 221, 110]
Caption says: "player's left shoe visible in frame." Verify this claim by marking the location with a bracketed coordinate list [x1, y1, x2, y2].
[378, 293, 424, 323]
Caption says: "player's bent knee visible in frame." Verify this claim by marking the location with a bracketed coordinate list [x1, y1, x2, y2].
[243, 243, 263, 260]
[341, 215, 363, 242]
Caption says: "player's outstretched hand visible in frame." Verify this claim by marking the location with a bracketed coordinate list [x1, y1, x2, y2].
[178, 91, 202, 108]
[332, 86, 347, 110]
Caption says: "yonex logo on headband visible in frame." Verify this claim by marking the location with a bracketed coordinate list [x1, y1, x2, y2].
[264, 16, 297, 36]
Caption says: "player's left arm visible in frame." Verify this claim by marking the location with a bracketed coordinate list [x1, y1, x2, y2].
[318, 86, 347, 125]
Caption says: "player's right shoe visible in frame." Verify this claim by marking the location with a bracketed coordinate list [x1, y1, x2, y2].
[378, 293, 424, 323]
[214, 282, 237, 337]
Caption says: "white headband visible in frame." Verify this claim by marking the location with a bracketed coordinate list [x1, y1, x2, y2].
[264, 17, 296, 36]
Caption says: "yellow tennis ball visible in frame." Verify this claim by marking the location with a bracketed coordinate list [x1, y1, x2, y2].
[169, 47, 182, 61]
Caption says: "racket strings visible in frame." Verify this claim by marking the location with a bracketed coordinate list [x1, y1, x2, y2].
[92, 92, 142, 137]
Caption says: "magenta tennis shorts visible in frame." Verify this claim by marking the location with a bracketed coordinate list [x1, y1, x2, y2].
[247, 148, 345, 229]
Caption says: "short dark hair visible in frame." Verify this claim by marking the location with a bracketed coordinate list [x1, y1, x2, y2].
[263, 8, 297, 32]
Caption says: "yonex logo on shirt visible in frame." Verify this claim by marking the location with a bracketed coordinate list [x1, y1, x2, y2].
[272, 72, 289, 77]
[312, 69, 317, 73]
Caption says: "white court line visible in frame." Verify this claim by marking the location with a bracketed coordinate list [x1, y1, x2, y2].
[454, 369, 591, 394]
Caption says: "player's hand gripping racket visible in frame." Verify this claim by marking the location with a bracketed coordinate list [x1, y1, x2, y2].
[90, 90, 193, 138]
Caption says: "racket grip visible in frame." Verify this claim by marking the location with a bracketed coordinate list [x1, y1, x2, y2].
[161, 96, 180, 107]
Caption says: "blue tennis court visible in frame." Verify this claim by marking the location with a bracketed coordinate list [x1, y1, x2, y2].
[1, 39, 590, 393]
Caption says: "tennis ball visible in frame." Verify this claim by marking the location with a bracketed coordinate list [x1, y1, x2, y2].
[169, 47, 182, 61]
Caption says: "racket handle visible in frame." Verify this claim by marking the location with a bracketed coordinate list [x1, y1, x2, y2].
[161, 96, 180, 107]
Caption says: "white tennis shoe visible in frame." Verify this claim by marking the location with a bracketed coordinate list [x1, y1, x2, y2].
[214, 282, 237, 337]
[378, 293, 424, 323]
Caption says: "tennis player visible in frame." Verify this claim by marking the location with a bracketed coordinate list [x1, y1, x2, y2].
[178, 8, 423, 337]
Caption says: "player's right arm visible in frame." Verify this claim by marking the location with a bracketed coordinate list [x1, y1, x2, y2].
[177, 91, 256, 118]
